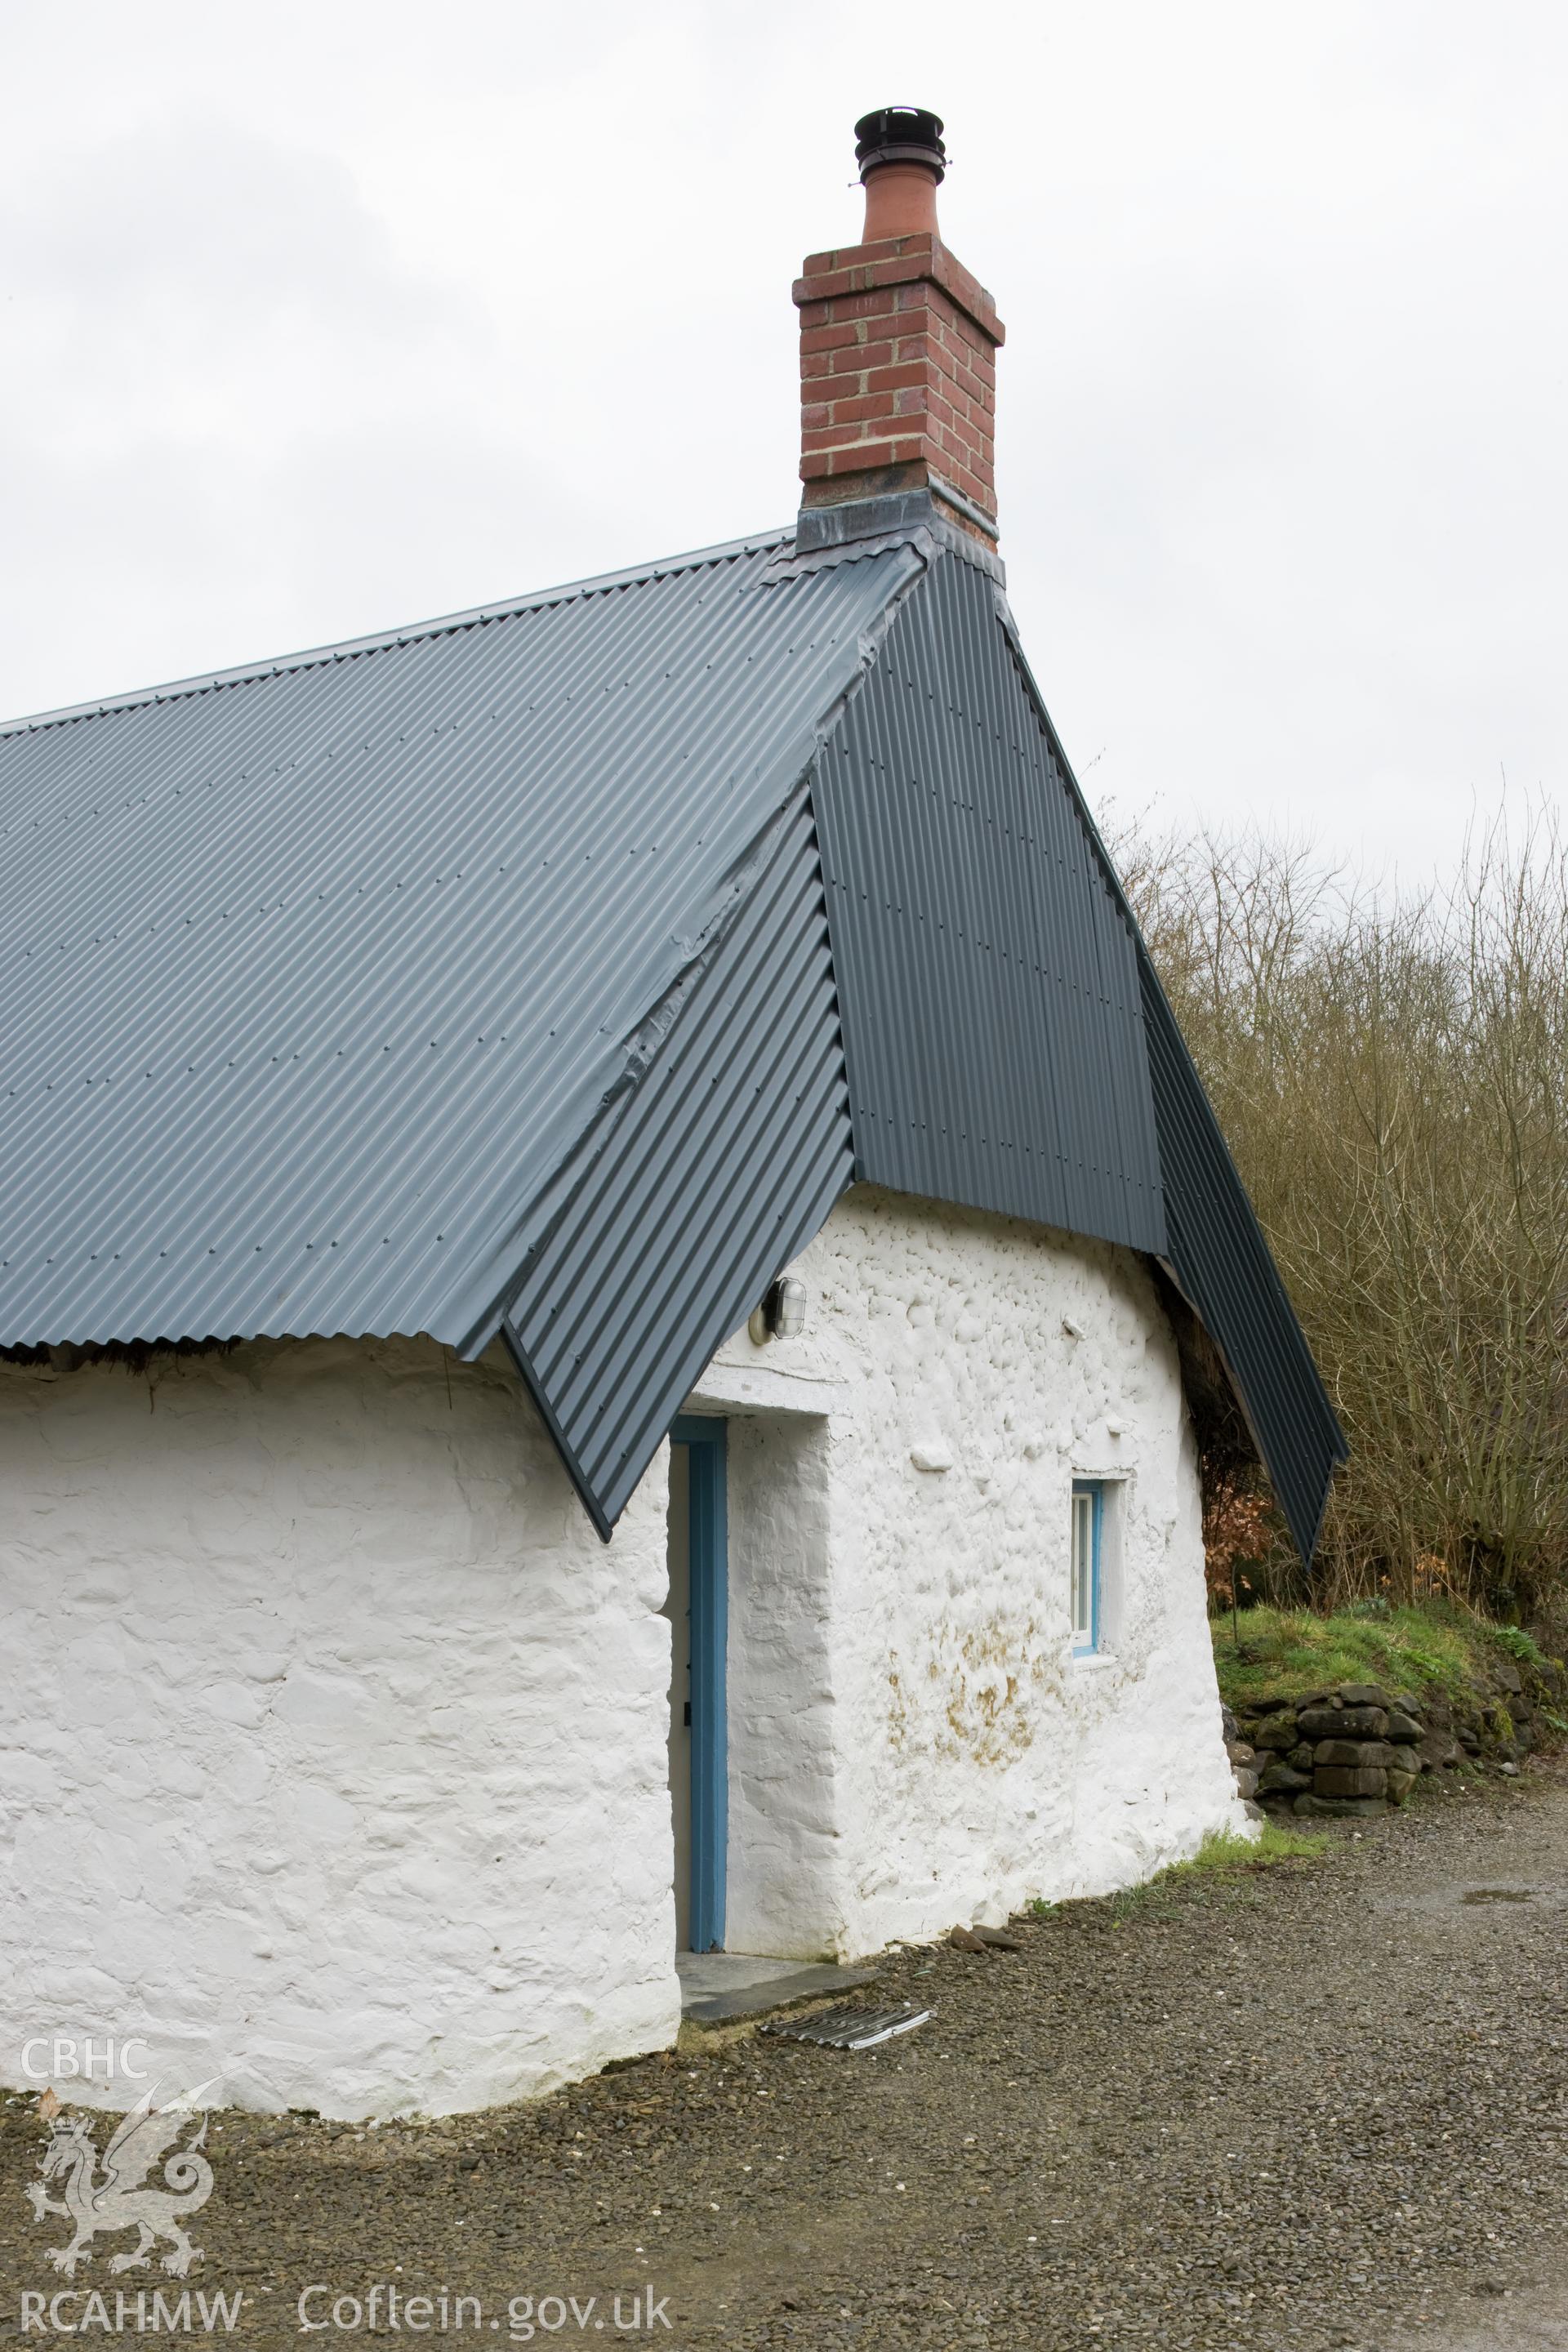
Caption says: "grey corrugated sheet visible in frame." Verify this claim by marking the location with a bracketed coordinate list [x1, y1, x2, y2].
[813, 543, 1343, 1561]
[502, 789, 853, 1534]
[977, 586, 1347, 1562]
[1138, 947, 1347, 1563]
[0, 532, 916, 1366]
[0, 510, 1343, 1557]
[814, 552, 1166, 1254]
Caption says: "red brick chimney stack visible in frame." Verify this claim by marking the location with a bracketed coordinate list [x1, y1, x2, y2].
[795, 108, 1004, 542]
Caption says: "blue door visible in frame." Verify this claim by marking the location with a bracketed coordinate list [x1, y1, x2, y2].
[670, 1416, 728, 1952]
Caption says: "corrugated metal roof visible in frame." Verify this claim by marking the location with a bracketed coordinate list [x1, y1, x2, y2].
[815, 551, 1166, 1254]
[0, 531, 917, 1361]
[502, 786, 853, 1535]
[0, 504, 1343, 1556]
[979, 589, 1348, 1561]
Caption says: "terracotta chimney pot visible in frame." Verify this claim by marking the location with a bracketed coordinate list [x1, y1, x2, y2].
[862, 160, 941, 240]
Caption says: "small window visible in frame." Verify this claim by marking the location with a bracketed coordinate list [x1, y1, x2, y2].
[1071, 1481, 1103, 1655]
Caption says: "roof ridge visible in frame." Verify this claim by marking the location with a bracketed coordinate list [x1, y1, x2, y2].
[0, 524, 796, 738]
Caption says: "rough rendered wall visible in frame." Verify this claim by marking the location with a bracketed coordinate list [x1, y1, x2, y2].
[720, 1413, 841, 1960]
[703, 1186, 1246, 1956]
[0, 1337, 676, 2119]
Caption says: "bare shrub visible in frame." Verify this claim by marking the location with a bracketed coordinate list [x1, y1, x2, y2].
[1201, 1474, 1274, 1611]
[1119, 802, 1568, 1624]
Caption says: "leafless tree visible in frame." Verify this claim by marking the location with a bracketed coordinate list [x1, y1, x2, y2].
[1119, 800, 1568, 1627]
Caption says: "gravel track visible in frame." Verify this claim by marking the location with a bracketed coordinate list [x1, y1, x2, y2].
[3, 1766, 1566, 2350]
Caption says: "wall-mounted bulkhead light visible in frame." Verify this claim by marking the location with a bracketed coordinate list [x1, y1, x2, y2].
[747, 1276, 808, 1346]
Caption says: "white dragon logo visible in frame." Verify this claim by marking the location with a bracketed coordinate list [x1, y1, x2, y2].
[25, 2083, 216, 2277]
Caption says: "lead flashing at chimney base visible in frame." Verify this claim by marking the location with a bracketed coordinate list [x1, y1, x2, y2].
[788, 489, 1006, 588]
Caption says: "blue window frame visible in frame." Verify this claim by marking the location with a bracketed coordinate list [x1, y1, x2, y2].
[671, 1415, 728, 1952]
[1071, 1480, 1103, 1655]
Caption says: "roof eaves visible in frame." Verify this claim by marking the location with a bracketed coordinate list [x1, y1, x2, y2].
[0, 525, 797, 738]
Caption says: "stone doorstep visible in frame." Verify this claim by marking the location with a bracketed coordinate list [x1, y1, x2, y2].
[676, 1955, 880, 2028]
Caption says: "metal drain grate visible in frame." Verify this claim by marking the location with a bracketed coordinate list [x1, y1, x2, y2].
[759, 2002, 933, 2051]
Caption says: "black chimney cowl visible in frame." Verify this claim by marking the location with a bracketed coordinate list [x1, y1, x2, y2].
[853, 106, 947, 185]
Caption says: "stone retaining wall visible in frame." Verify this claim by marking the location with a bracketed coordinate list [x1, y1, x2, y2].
[1220, 1652, 1550, 1820]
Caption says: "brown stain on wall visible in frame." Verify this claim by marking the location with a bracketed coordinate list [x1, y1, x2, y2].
[884, 1615, 1044, 1769]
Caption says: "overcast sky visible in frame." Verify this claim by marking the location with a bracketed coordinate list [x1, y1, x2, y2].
[2, 2, 1562, 874]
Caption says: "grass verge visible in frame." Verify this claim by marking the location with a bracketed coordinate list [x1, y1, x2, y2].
[1027, 1819, 1330, 1925]
[1106, 1820, 1333, 1917]
[1211, 1598, 1557, 1713]
[1160, 1820, 1330, 1878]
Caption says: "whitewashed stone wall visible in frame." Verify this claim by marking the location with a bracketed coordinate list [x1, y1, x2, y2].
[0, 1183, 1244, 2116]
[719, 1412, 842, 1959]
[697, 1185, 1247, 1958]
[0, 1337, 677, 2119]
